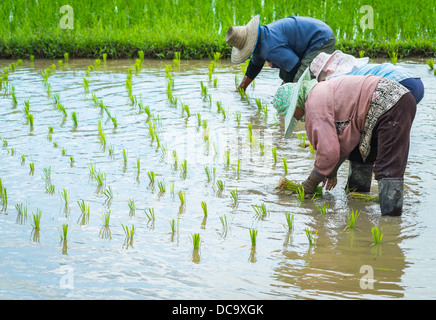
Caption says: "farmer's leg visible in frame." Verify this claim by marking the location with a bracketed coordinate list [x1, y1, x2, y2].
[292, 35, 336, 82]
[373, 92, 417, 216]
[346, 146, 376, 192]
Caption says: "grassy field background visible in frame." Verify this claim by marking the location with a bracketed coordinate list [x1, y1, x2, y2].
[0, 0, 435, 59]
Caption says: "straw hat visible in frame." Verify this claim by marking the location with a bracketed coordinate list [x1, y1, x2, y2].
[226, 15, 260, 64]
[310, 50, 369, 81]
[273, 68, 312, 138]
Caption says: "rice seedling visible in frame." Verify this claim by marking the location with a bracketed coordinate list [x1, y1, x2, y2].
[23, 100, 30, 116]
[191, 233, 201, 250]
[182, 103, 190, 117]
[345, 209, 361, 230]
[147, 171, 155, 184]
[31, 208, 42, 230]
[205, 166, 213, 182]
[308, 142, 316, 153]
[103, 53, 108, 63]
[272, 146, 277, 164]
[69, 156, 75, 166]
[371, 226, 384, 245]
[144, 208, 156, 224]
[284, 212, 294, 231]
[94, 171, 106, 187]
[232, 159, 241, 175]
[427, 58, 434, 70]
[59, 223, 68, 241]
[1, 185, 8, 211]
[64, 52, 69, 63]
[127, 199, 136, 215]
[169, 216, 179, 235]
[249, 229, 258, 247]
[77, 200, 90, 225]
[100, 210, 111, 227]
[283, 158, 288, 174]
[316, 203, 330, 215]
[29, 162, 35, 174]
[57, 103, 67, 118]
[97, 120, 106, 145]
[216, 180, 224, 192]
[178, 190, 186, 205]
[138, 50, 144, 62]
[296, 186, 305, 203]
[45, 184, 55, 195]
[42, 166, 52, 183]
[157, 180, 166, 193]
[71, 111, 78, 127]
[180, 159, 187, 176]
[347, 192, 379, 202]
[219, 215, 230, 237]
[60, 188, 70, 206]
[27, 114, 34, 128]
[173, 51, 181, 67]
[103, 186, 113, 200]
[230, 189, 239, 205]
[134, 157, 141, 175]
[297, 132, 307, 148]
[2, 139, 7, 148]
[200, 81, 208, 97]
[58, 59, 63, 67]
[83, 77, 89, 92]
[235, 111, 241, 126]
[252, 203, 269, 219]
[259, 142, 265, 155]
[121, 223, 135, 247]
[305, 227, 318, 246]
[388, 51, 398, 65]
[62, 148, 67, 156]
[223, 150, 230, 166]
[94, 59, 101, 67]
[122, 148, 128, 164]
[20, 154, 25, 164]
[164, 64, 172, 78]
[15, 203, 28, 225]
[196, 201, 207, 218]
[30, 55, 35, 62]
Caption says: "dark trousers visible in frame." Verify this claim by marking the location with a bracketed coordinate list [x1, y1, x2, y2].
[348, 92, 416, 180]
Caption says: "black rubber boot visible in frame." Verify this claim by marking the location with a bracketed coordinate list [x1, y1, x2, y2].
[346, 162, 374, 192]
[378, 178, 404, 216]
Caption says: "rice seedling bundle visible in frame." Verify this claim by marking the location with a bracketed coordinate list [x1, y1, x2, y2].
[249, 229, 258, 247]
[275, 177, 323, 196]
[345, 209, 361, 229]
[191, 233, 201, 250]
[305, 227, 318, 245]
[371, 226, 384, 245]
[347, 192, 379, 202]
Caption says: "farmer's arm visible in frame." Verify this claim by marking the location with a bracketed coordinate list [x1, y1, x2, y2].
[238, 55, 265, 91]
[302, 118, 341, 194]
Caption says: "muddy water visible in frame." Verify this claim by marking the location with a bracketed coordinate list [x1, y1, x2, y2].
[0, 57, 435, 299]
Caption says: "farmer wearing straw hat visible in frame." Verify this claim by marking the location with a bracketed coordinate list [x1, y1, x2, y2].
[226, 15, 335, 91]
[273, 68, 416, 216]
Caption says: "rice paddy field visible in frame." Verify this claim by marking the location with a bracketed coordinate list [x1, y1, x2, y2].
[0, 55, 436, 300]
[1, 0, 435, 59]
[1, 0, 436, 302]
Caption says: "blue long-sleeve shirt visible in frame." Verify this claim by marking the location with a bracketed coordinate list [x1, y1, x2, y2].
[246, 16, 333, 80]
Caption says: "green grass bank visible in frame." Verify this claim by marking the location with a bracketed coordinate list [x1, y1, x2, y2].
[1, 0, 435, 60]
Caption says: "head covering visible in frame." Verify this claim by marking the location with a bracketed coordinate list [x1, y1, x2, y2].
[310, 50, 369, 81]
[226, 15, 260, 64]
[273, 68, 317, 138]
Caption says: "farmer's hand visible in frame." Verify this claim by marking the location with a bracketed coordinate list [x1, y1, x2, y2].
[322, 176, 337, 191]
[237, 76, 253, 92]
[301, 169, 325, 195]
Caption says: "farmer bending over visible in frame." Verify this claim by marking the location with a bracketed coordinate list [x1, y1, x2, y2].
[225, 15, 335, 91]
[273, 68, 416, 216]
